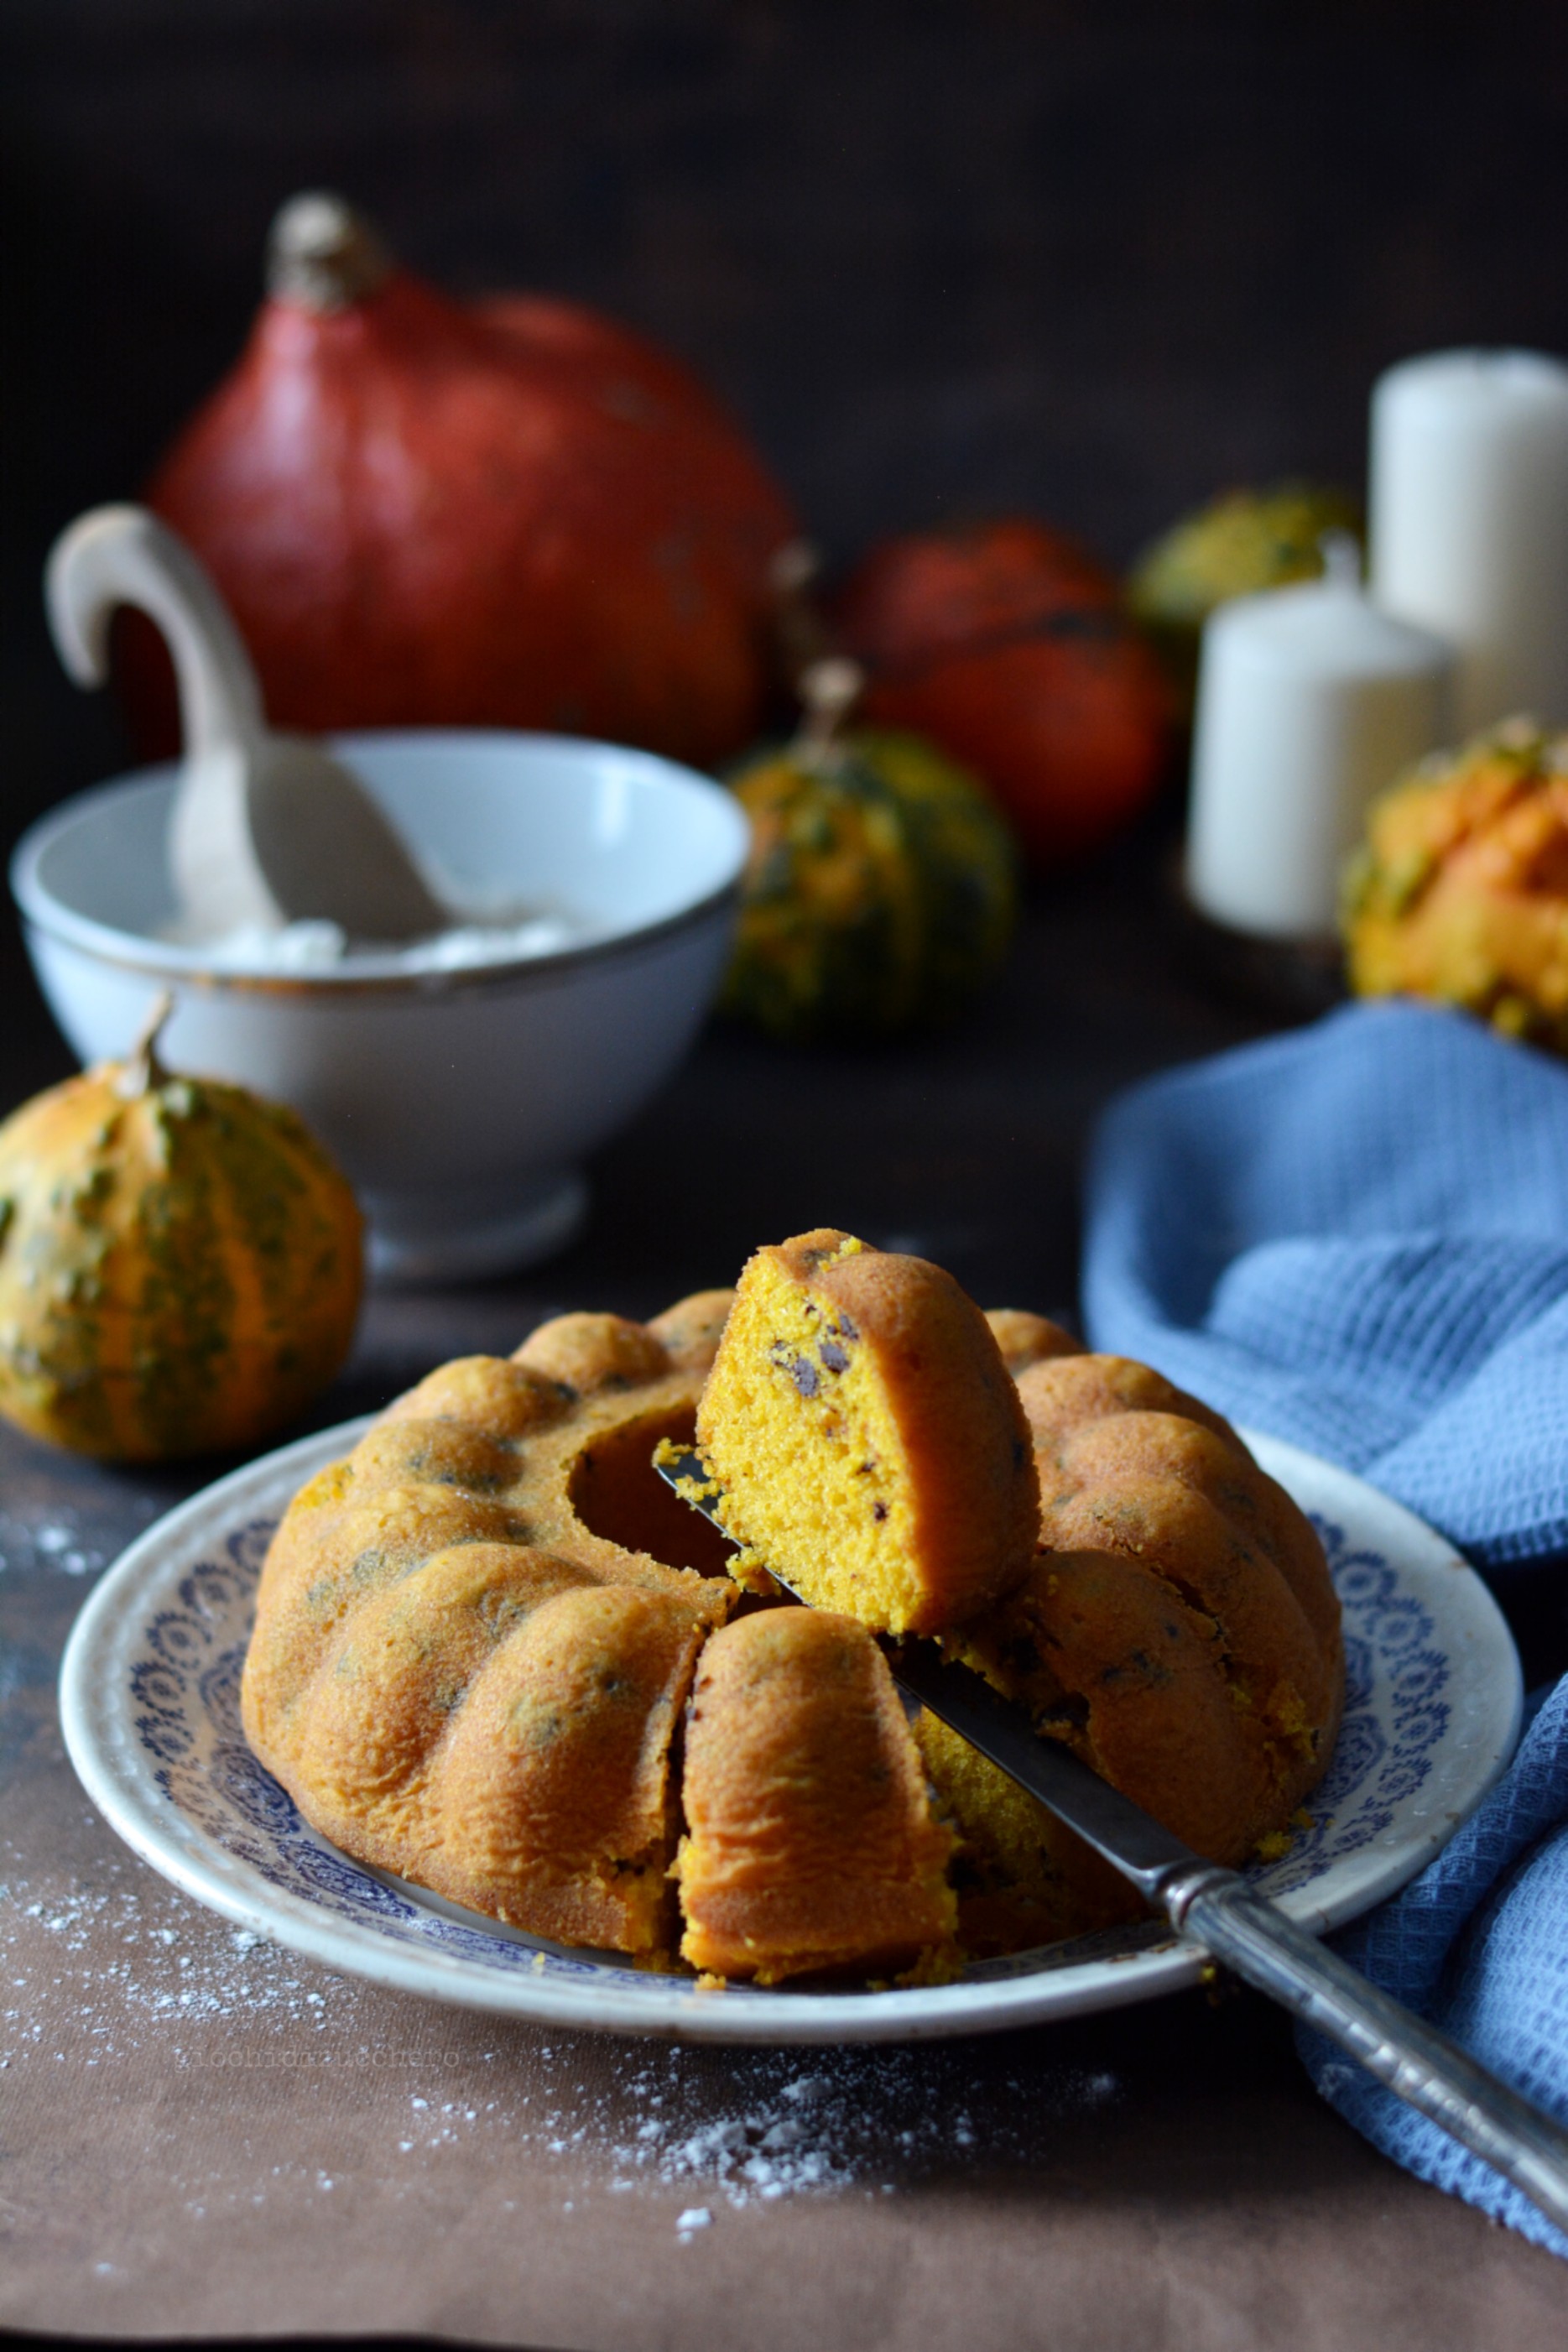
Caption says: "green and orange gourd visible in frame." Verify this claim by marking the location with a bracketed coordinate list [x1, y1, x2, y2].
[1343, 720, 1568, 1051]
[721, 659, 1019, 1042]
[0, 1004, 362, 1461]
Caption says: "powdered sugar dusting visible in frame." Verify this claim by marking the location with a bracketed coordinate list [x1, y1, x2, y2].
[0, 1492, 162, 1580]
[586, 2047, 1119, 2206]
[1, 1860, 1122, 2220]
[0, 1511, 112, 1578]
[0, 1870, 368, 2057]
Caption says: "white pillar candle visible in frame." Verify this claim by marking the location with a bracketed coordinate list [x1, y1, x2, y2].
[1370, 349, 1568, 735]
[1187, 540, 1453, 940]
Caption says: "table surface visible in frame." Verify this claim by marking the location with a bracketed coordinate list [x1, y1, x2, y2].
[3, 830, 1566, 2352]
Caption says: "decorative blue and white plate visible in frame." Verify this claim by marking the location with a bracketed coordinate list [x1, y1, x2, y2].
[59, 1421, 1522, 2044]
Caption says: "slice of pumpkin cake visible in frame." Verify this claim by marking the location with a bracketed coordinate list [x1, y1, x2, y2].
[675, 1609, 956, 1982]
[695, 1229, 1039, 1637]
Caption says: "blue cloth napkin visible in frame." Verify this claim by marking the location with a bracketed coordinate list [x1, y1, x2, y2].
[1082, 999, 1568, 2256]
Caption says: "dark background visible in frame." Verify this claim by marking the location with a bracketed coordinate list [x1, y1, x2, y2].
[8, 0, 1568, 841]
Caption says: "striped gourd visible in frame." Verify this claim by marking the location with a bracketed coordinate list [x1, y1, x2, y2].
[0, 1009, 362, 1461]
[722, 666, 1018, 1044]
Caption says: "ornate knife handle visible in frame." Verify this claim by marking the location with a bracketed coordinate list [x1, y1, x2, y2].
[1165, 1864, 1568, 2239]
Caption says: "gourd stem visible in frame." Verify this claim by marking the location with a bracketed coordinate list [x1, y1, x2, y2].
[795, 657, 865, 768]
[768, 540, 834, 690]
[268, 192, 393, 310]
[117, 993, 175, 1100]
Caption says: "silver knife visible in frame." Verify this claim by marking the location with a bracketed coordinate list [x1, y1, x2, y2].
[657, 1447, 1568, 2238]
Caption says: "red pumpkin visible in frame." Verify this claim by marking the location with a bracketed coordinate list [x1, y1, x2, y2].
[129, 194, 799, 768]
[833, 520, 1173, 866]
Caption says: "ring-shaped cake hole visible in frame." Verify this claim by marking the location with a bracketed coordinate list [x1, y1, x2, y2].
[565, 1402, 737, 1579]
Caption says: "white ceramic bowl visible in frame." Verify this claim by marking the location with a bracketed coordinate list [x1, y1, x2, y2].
[11, 730, 749, 1284]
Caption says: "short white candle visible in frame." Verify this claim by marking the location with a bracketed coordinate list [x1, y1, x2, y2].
[1187, 540, 1453, 940]
[1371, 348, 1568, 734]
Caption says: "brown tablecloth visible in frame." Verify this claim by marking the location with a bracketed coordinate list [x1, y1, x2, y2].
[3, 881, 1566, 2349]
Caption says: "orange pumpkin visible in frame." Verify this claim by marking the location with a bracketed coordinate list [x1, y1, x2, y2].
[128, 194, 799, 769]
[833, 520, 1174, 866]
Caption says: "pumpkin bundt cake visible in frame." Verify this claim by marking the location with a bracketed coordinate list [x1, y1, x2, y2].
[695, 1228, 1039, 1635]
[242, 1238, 1344, 1981]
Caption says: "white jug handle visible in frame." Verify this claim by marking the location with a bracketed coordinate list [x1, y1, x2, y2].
[44, 504, 267, 761]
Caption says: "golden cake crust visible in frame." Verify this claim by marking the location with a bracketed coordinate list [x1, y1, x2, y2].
[983, 1309, 1086, 1376]
[675, 1608, 956, 1983]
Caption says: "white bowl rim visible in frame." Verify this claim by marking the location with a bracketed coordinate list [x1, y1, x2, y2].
[10, 729, 750, 999]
